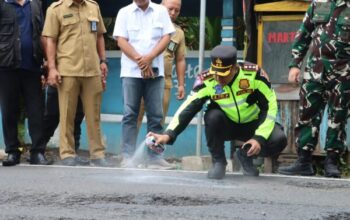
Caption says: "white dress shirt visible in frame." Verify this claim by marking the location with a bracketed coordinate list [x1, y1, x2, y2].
[113, 1, 175, 78]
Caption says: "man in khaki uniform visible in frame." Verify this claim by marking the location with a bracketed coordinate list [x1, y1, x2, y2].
[161, 0, 186, 118]
[137, 0, 186, 169]
[43, 0, 108, 166]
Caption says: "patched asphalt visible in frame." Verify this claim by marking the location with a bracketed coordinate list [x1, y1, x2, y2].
[0, 165, 349, 220]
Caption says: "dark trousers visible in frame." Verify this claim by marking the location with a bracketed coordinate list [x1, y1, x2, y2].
[0, 69, 45, 154]
[204, 108, 287, 163]
[43, 86, 84, 150]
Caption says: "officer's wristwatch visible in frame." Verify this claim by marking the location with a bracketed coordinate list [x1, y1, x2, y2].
[100, 59, 108, 65]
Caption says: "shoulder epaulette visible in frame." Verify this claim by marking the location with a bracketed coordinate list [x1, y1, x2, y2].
[241, 62, 259, 72]
[200, 70, 214, 81]
[86, 0, 98, 5]
[192, 70, 212, 89]
[50, 0, 63, 8]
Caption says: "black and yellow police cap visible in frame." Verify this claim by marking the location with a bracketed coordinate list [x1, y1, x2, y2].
[209, 45, 237, 76]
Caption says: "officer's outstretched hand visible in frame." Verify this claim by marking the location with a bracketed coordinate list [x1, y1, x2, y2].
[146, 132, 170, 146]
[244, 139, 261, 157]
[288, 67, 301, 84]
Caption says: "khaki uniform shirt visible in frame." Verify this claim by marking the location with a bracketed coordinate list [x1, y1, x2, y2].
[42, 0, 106, 77]
[163, 24, 186, 89]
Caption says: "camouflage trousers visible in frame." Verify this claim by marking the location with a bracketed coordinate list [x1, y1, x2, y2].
[295, 78, 350, 152]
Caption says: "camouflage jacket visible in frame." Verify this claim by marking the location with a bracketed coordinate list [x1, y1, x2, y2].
[289, 0, 350, 81]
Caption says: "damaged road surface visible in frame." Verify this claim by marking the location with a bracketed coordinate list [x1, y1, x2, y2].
[0, 165, 349, 220]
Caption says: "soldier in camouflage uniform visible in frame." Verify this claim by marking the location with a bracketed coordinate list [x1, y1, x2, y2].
[278, 0, 350, 178]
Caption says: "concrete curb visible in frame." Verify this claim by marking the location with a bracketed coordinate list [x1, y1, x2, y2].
[181, 156, 235, 172]
[0, 149, 6, 161]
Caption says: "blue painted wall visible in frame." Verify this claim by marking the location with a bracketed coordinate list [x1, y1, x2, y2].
[0, 51, 218, 158]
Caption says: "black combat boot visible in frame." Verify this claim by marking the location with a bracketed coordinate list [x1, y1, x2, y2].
[207, 162, 227, 179]
[235, 149, 259, 176]
[278, 150, 314, 176]
[324, 151, 341, 178]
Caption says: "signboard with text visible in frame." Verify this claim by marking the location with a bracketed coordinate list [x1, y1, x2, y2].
[257, 15, 304, 83]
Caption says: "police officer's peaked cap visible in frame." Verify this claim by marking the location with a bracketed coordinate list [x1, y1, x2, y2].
[209, 45, 237, 76]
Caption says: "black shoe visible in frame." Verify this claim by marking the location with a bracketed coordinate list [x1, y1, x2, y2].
[30, 152, 53, 165]
[324, 151, 341, 178]
[207, 162, 226, 179]
[235, 150, 259, 176]
[278, 150, 314, 176]
[2, 152, 21, 166]
[90, 158, 110, 167]
[278, 161, 314, 176]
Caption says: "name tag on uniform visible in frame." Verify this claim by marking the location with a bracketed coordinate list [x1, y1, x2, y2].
[236, 89, 253, 96]
[91, 21, 97, 32]
[63, 14, 73, 19]
[212, 93, 230, 100]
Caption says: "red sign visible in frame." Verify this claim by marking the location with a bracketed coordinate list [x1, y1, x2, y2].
[267, 32, 297, 43]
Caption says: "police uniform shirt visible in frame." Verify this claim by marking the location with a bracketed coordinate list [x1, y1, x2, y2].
[42, 0, 106, 77]
[163, 23, 186, 89]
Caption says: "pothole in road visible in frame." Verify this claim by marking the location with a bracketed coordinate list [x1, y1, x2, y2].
[66, 194, 248, 206]
[319, 212, 350, 220]
[1, 191, 252, 207]
[286, 180, 350, 189]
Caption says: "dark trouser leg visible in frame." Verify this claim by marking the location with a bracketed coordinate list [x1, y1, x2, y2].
[74, 97, 84, 150]
[0, 69, 21, 154]
[204, 109, 228, 164]
[204, 109, 230, 179]
[43, 86, 60, 145]
[259, 123, 287, 157]
[21, 71, 45, 153]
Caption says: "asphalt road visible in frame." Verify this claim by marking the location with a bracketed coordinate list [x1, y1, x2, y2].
[0, 165, 349, 220]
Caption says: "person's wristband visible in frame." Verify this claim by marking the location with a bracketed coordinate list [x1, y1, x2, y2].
[100, 59, 108, 65]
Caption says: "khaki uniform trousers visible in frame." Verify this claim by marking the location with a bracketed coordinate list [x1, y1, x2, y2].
[57, 76, 105, 159]
[137, 75, 171, 129]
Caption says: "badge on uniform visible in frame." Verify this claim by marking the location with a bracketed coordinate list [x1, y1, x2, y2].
[214, 85, 224, 94]
[239, 79, 250, 89]
[167, 40, 178, 52]
[91, 21, 97, 32]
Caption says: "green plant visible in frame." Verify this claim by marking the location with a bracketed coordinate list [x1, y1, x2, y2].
[103, 17, 118, 50]
[177, 17, 200, 50]
[177, 17, 222, 50]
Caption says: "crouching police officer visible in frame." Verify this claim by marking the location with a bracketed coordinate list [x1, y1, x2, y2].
[148, 45, 287, 179]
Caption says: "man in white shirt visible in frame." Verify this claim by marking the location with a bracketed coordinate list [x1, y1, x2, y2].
[113, 0, 175, 168]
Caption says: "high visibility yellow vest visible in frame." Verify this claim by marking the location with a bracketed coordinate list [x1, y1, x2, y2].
[166, 62, 278, 143]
